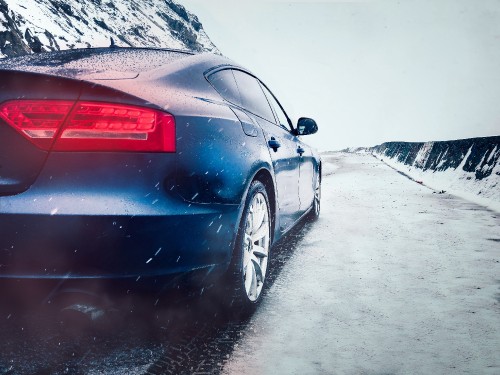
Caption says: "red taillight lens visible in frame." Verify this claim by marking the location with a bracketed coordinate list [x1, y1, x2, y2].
[0, 100, 74, 149]
[54, 101, 175, 152]
[0, 100, 175, 152]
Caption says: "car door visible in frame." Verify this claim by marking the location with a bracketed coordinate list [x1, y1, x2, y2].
[231, 70, 301, 233]
[259, 83, 315, 215]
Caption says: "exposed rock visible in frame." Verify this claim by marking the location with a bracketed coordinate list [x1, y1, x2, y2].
[94, 18, 112, 32]
[0, 0, 219, 58]
[166, 0, 190, 23]
[24, 28, 43, 53]
[157, 11, 199, 51]
[370, 136, 500, 209]
[371, 136, 500, 180]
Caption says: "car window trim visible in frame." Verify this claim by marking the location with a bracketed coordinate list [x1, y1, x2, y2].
[258, 80, 294, 132]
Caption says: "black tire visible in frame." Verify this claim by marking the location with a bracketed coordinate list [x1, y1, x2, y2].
[225, 180, 271, 318]
[308, 172, 321, 221]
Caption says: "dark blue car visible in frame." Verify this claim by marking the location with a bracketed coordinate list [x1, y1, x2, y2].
[0, 48, 320, 311]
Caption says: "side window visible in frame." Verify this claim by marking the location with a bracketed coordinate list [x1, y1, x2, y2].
[207, 69, 242, 106]
[260, 83, 291, 130]
[232, 70, 275, 123]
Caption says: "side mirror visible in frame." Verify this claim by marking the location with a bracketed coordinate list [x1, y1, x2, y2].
[296, 117, 318, 136]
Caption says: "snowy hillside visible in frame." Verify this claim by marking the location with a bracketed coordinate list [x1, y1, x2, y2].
[370, 136, 500, 212]
[0, 0, 218, 58]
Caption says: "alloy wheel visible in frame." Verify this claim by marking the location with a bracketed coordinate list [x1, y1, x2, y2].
[242, 192, 270, 302]
[314, 174, 321, 217]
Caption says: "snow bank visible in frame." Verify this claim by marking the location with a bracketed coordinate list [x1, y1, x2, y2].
[371, 136, 500, 212]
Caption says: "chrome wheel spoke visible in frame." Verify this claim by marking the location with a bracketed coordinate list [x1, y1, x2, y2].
[244, 232, 253, 250]
[251, 220, 269, 243]
[252, 244, 268, 258]
[244, 261, 254, 295]
[246, 212, 253, 234]
[251, 259, 264, 284]
[248, 262, 258, 297]
[252, 200, 264, 233]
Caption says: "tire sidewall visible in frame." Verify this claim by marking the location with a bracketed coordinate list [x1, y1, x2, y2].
[309, 173, 321, 220]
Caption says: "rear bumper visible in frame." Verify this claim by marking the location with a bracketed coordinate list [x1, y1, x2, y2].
[0, 207, 239, 281]
[0, 150, 243, 283]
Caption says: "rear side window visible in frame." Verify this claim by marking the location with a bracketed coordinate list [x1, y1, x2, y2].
[207, 69, 242, 106]
[232, 70, 275, 123]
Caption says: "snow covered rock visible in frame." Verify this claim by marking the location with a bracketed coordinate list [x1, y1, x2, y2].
[371, 136, 500, 212]
[0, 0, 219, 58]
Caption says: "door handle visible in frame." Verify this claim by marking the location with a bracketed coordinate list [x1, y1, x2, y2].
[297, 146, 305, 156]
[268, 137, 281, 152]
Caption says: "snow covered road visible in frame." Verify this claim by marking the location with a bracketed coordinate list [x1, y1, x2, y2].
[224, 152, 500, 375]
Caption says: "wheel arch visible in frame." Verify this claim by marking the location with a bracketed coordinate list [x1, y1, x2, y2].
[231, 166, 277, 252]
[252, 168, 277, 244]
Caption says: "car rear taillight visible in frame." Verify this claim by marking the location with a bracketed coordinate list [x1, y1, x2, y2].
[0, 100, 175, 152]
[0, 100, 74, 150]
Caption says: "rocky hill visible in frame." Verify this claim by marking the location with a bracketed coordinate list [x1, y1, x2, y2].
[370, 136, 500, 212]
[0, 0, 218, 58]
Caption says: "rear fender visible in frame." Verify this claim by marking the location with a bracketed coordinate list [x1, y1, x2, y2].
[172, 103, 273, 206]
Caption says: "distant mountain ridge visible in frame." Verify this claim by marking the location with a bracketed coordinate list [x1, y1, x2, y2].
[0, 0, 219, 58]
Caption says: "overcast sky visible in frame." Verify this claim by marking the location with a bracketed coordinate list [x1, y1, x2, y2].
[181, 0, 500, 151]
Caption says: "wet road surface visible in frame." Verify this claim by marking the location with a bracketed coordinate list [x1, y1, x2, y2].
[0, 211, 313, 375]
[224, 153, 500, 375]
[1, 153, 499, 374]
